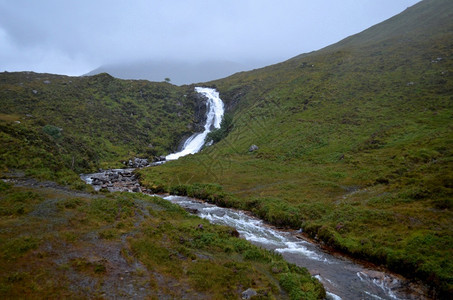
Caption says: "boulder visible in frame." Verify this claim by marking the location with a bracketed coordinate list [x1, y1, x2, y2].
[248, 144, 259, 152]
[154, 156, 166, 162]
[230, 229, 240, 237]
[184, 207, 199, 214]
[128, 157, 149, 168]
[242, 288, 257, 299]
[109, 173, 119, 180]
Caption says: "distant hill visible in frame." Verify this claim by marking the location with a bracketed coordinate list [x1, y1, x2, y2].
[85, 60, 270, 85]
[139, 0, 453, 296]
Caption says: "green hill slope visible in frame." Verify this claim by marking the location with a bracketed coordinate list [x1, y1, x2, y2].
[0, 72, 198, 185]
[139, 0, 453, 296]
[0, 182, 324, 299]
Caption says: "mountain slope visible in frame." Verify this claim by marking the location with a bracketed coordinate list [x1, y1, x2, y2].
[139, 0, 453, 296]
[0, 72, 199, 184]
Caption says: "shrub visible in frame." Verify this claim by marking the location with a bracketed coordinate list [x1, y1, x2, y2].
[205, 113, 233, 144]
[42, 124, 62, 139]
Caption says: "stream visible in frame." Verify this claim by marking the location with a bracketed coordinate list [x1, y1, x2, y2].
[81, 87, 428, 299]
[79, 169, 427, 299]
[159, 195, 427, 300]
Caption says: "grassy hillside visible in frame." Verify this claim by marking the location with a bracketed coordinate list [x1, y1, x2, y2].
[0, 72, 199, 185]
[138, 0, 453, 296]
[0, 181, 324, 299]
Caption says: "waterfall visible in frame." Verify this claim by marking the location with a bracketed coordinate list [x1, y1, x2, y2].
[165, 87, 224, 160]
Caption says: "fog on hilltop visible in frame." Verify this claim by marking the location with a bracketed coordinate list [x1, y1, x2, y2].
[85, 59, 272, 85]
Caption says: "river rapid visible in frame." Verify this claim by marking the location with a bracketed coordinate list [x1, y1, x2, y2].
[160, 195, 427, 300]
[81, 87, 429, 299]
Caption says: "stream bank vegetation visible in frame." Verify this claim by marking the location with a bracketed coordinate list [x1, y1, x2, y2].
[138, 0, 453, 297]
[205, 113, 234, 144]
[0, 181, 325, 298]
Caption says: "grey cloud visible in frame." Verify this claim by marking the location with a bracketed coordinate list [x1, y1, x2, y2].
[0, 0, 421, 75]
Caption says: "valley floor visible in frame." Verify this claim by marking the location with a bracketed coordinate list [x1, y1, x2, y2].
[0, 177, 324, 299]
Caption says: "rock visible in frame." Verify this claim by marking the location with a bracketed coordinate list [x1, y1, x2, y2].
[230, 229, 240, 237]
[242, 288, 257, 299]
[194, 93, 208, 132]
[154, 156, 166, 162]
[128, 157, 149, 168]
[109, 173, 119, 180]
[43, 80, 51, 84]
[431, 57, 443, 63]
[248, 144, 259, 152]
[32, 90, 38, 94]
[184, 207, 199, 214]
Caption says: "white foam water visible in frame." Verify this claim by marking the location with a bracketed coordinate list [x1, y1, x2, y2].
[160, 195, 420, 300]
[275, 241, 326, 262]
[326, 292, 343, 300]
[166, 87, 224, 160]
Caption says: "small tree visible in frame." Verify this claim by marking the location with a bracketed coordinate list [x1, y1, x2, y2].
[164, 77, 171, 83]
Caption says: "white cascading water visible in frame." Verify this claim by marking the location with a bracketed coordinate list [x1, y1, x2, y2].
[162, 195, 411, 300]
[165, 87, 224, 160]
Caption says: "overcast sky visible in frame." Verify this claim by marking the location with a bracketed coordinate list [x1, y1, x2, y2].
[0, 0, 421, 76]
